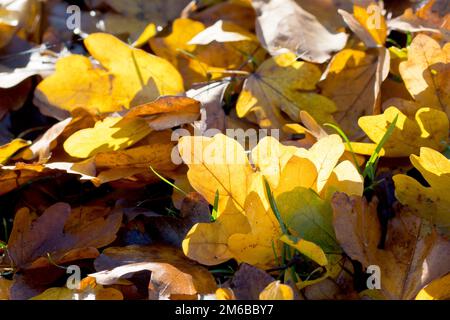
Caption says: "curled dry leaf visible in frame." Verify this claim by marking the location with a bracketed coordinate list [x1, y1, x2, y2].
[252, 0, 348, 63]
[0, 139, 30, 164]
[123, 96, 200, 131]
[332, 193, 450, 300]
[90, 245, 217, 299]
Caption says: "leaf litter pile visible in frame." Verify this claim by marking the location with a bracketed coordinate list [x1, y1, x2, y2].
[0, 0, 449, 301]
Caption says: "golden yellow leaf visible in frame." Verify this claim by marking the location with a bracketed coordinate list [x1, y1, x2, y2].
[178, 134, 253, 216]
[182, 210, 251, 266]
[180, 134, 362, 267]
[63, 117, 152, 159]
[415, 273, 450, 300]
[399, 34, 450, 118]
[237, 53, 336, 130]
[0, 139, 30, 164]
[228, 190, 282, 268]
[259, 281, 294, 300]
[0, 278, 12, 300]
[352, 106, 448, 157]
[280, 234, 328, 267]
[393, 147, 450, 233]
[353, 3, 387, 46]
[30, 277, 123, 300]
[35, 33, 184, 117]
[216, 288, 236, 300]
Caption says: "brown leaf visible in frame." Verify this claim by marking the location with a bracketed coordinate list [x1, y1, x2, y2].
[7, 203, 122, 270]
[229, 264, 275, 300]
[124, 96, 200, 131]
[91, 245, 217, 299]
[332, 193, 450, 299]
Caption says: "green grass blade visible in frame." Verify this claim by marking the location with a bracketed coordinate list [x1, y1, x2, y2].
[324, 123, 363, 175]
[150, 166, 188, 196]
[363, 114, 399, 179]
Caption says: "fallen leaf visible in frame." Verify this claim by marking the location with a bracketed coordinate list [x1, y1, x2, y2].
[30, 277, 124, 300]
[259, 281, 294, 300]
[187, 80, 229, 132]
[393, 147, 450, 234]
[339, 3, 387, 48]
[399, 34, 450, 118]
[415, 273, 450, 300]
[188, 20, 256, 45]
[123, 96, 200, 131]
[277, 187, 341, 255]
[252, 0, 348, 63]
[6, 203, 122, 270]
[0, 138, 30, 164]
[237, 52, 337, 131]
[63, 117, 152, 159]
[351, 106, 449, 157]
[35, 33, 184, 118]
[319, 48, 390, 140]
[90, 245, 217, 299]
[332, 193, 450, 299]
[229, 263, 275, 300]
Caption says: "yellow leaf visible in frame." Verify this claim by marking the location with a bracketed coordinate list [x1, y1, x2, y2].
[64, 117, 152, 159]
[237, 53, 336, 130]
[180, 134, 362, 267]
[132, 23, 157, 48]
[354, 106, 448, 157]
[353, 3, 387, 46]
[35, 33, 184, 117]
[30, 277, 123, 300]
[0, 139, 30, 164]
[178, 134, 253, 216]
[250, 136, 298, 189]
[393, 147, 450, 233]
[228, 190, 282, 268]
[259, 281, 294, 300]
[0, 278, 12, 300]
[182, 211, 251, 266]
[280, 234, 328, 267]
[399, 34, 450, 118]
[215, 288, 236, 300]
[415, 273, 450, 300]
